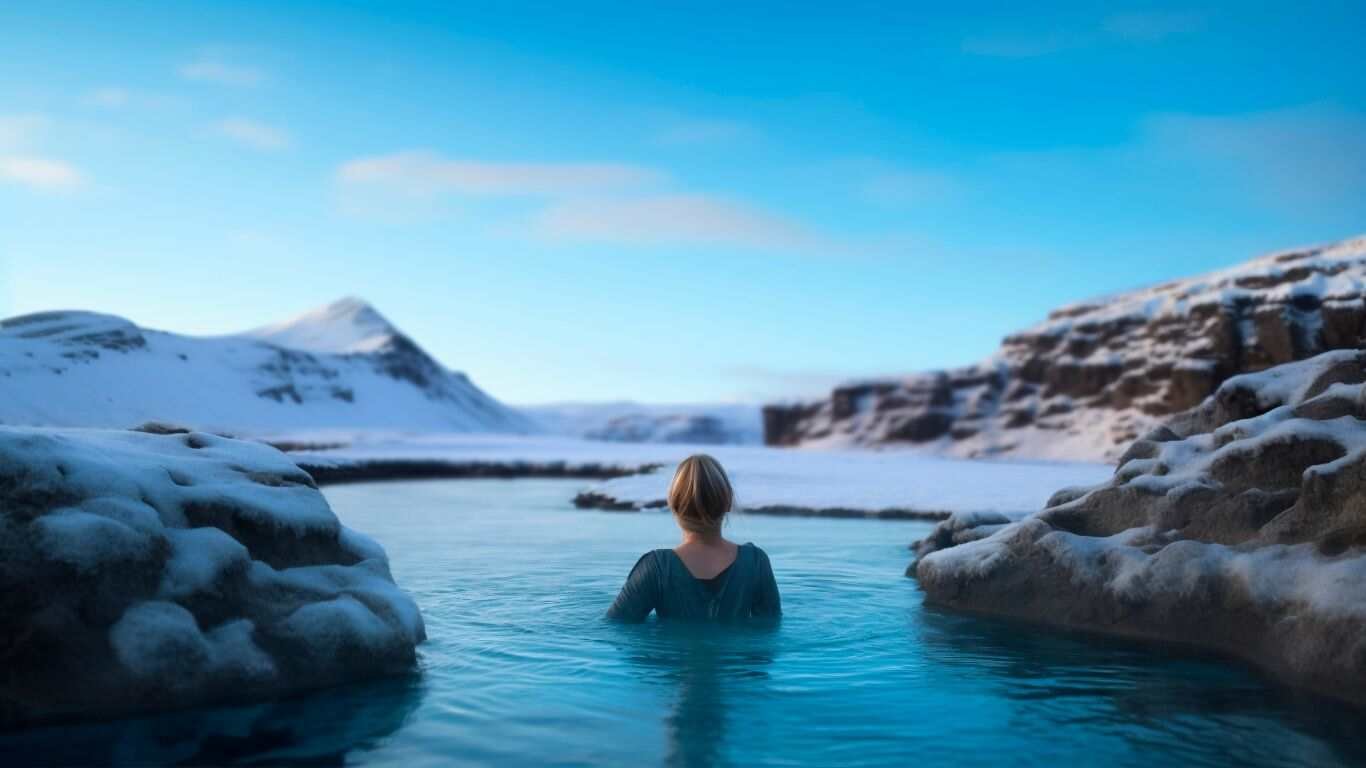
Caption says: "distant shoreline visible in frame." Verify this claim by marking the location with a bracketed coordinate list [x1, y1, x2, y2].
[298, 458, 660, 486]
[294, 457, 951, 521]
[571, 490, 951, 521]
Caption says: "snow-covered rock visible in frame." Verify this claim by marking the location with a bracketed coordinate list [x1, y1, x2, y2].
[526, 401, 761, 444]
[0, 297, 533, 435]
[912, 349, 1366, 705]
[0, 426, 425, 729]
[767, 235, 1366, 461]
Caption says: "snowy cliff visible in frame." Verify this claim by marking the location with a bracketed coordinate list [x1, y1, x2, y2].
[0, 426, 425, 728]
[913, 348, 1366, 706]
[765, 235, 1366, 461]
[0, 297, 533, 436]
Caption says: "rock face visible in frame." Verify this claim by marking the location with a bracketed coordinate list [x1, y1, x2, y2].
[0, 297, 534, 435]
[913, 349, 1366, 706]
[0, 427, 425, 729]
[765, 235, 1366, 461]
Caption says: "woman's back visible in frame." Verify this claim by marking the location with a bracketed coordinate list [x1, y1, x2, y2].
[607, 542, 781, 622]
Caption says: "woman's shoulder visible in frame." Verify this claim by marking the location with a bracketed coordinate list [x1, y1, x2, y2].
[628, 549, 672, 572]
[738, 542, 772, 565]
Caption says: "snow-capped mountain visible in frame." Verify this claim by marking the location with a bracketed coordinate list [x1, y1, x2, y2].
[764, 235, 1366, 461]
[0, 298, 533, 435]
[526, 402, 762, 444]
[244, 296, 402, 354]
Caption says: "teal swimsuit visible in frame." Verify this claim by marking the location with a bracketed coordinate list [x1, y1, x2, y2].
[607, 543, 782, 622]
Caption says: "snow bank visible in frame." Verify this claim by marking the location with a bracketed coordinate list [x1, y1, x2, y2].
[585, 447, 1107, 516]
[913, 349, 1366, 706]
[0, 427, 425, 729]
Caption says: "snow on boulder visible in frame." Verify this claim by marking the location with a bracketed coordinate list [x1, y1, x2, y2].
[0, 426, 425, 729]
[913, 349, 1366, 706]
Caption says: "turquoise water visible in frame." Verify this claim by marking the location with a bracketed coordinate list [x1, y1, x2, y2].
[6, 478, 1366, 766]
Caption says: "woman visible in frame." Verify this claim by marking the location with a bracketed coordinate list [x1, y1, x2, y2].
[607, 454, 781, 622]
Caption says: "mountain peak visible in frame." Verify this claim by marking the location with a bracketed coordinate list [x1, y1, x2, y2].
[243, 296, 400, 354]
[321, 295, 378, 317]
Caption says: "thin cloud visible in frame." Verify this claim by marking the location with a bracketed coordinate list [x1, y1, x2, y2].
[973, 104, 1366, 217]
[655, 117, 755, 146]
[1102, 11, 1207, 42]
[0, 155, 84, 191]
[962, 31, 1072, 58]
[0, 114, 84, 192]
[180, 52, 264, 87]
[214, 117, 290, 151]
[339, 151, 853, 253]
[1143, 105, 1366, 205]
[862, 169, 960, 206]
[0, 114, 49, 148]
[86, 87, 131, 108]
[337, 151, 660, 196]
[965, 10, 1206, 57]
[534, 194, 830, 251]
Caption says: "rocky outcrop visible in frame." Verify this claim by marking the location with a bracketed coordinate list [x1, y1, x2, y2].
[912, 349, 1366, 706]
[766, 236, 1366, 461]
[0, 427, 425, 729]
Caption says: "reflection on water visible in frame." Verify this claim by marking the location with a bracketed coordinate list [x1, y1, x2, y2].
[0, 674, 423, 766]
[914, 606, 1366, 767]
[621, 623, 778, 768]
[6, 479, 1365, 767]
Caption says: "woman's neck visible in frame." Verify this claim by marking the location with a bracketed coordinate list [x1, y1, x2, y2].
[679, 529, 726, 547]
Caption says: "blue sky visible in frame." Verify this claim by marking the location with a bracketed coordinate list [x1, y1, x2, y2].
[2, 1, 1364, 404]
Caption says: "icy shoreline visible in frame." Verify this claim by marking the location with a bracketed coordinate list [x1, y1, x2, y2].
[282, 433, 1112, 519]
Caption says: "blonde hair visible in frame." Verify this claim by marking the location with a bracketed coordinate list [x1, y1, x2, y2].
[667, 454, 734, 533]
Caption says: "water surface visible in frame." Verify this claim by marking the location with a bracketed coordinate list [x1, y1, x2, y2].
[6, 479, 1365, 766]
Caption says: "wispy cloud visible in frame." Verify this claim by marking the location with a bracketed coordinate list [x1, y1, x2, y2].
[861, 169, 960, 206]
[337, 151, 659, 196]
[0, 114, 49, 147]
[180, 51, 265, 87]
[214, 117, 290, 151]
[0, 114, 84, 192]
[971, 104, 1366, 217]
[962, 31, 1073, 58]
[1102, 11, 1207, 42]
[654, 117, 755, 146]
[1143, 105, 1366, 205]
[83, 86, 180, 111]
[964, 9, 1206, 58]
[85, 87, 130, 108]
[339, 150, 851, 252]
[0, 155, 84, 191]
[534, 194, 829, 251]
